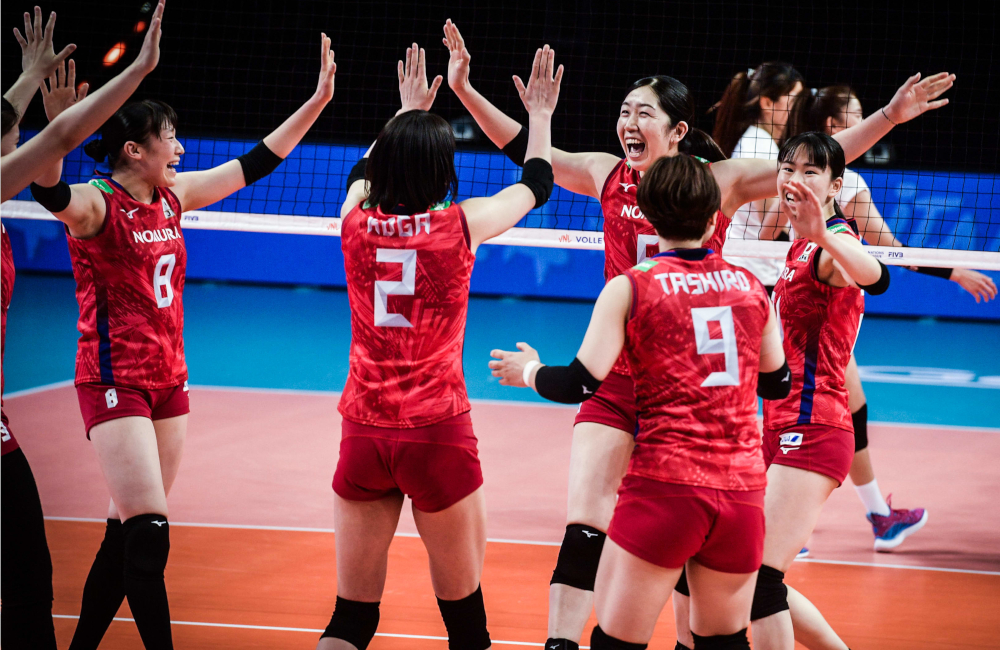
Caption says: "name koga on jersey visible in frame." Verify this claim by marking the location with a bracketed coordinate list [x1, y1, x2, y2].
[133, 226, 182, 244]
[634, 259, 754, 295]
[366, 213, 432, 237]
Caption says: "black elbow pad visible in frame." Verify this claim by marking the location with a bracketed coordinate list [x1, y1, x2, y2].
[535, 357, 602, 404]
[517, 158, 554, 208]
[237, 141, 284, 185]
[859, 261, 891, 295]
[346, 158, 368, 192]
[501, 126, 529, 167]
[758, 360, 791, 400]
[30, 181, 72, 213]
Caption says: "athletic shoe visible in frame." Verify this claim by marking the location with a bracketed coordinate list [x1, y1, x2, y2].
[795, 547, 810, 559]
[867, 495, 928, 552]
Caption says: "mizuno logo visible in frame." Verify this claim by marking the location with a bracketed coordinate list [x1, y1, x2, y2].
[783, 371, 791, 382]
[582, 385, 592, 394]
[779, 432, 803, 455]
[152, 520, 167, 527]
[581, 529, 598, 538]
[121, 208, 139, 219]
[620, 182, 636, 192]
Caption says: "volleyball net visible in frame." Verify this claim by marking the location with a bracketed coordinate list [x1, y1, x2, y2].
[2, 1, 999, 270]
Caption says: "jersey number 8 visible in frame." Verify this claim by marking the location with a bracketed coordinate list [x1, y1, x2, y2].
[153, 254, 176, 309]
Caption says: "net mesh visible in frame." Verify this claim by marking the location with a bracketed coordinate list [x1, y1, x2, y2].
[3, 1, 999, 261]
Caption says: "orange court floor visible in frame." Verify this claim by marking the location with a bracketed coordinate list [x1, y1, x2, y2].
[8, 385, 1000, 649]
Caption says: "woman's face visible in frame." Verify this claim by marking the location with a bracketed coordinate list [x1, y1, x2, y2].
[1, 124, 20, 157]
[827, 96, 863, 135]
[761, 81, 804, 139]
[125, 124, 184, 187]
[617, 85, 687, 173]
[776, 146, 842, 213]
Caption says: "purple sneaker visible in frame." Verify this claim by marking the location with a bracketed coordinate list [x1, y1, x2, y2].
[867, 495, 928, 552]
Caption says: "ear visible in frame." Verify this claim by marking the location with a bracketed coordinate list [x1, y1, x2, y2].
[829, 176, 843, 199]
[759, 95, 774, 111]
[825, 115, 835, 134]
[672, 120, 689, 144]
[701, 211, 718, 245]
[123, 141, 143, 161]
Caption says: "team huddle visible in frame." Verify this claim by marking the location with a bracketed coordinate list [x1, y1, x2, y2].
[2, 3, 994, 650]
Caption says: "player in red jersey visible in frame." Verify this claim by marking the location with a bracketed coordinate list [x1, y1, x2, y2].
[444, 19, 955, 650]
[490, 155, 790, 650]
[749, 133, 891, 650]
[318, 43, 560, 650]
[28, 33, 337, 650]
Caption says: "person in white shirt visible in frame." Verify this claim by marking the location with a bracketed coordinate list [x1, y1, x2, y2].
[711, 62, 804, 288]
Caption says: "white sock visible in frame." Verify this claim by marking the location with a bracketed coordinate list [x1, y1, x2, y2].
[855, 479, 890, 516]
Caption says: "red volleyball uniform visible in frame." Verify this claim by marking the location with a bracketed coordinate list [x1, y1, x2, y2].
[606, 249, 770, 572]
[67, 177, 187, 389]
[338, 201, 475, 427]
[2, 226, 19, 455]
[762, 218, 865, 484]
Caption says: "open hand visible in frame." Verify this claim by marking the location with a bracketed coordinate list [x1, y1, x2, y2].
[950, 268, 997, 303]
[443, 19, 471, 93]
[314, 32, 336, 103]
[883, 72, 955, 124]
[132, 0, 164, 76]
[14, 6, 76, 82]
[781, 180, 828, 242]
[40, 58, 89, 120]
[398, 43, 443, 114]
[489, 342, 541, 388]
[512, 45, 563, 117]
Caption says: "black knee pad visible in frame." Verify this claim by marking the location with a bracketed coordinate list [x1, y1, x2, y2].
[550, 524, 607, 591]
[321, 596, 380, 649]
[590, 625, 648, 650]
[750, 565, 788, 621]
[674, 566, 690, 597]
[437, 584, 491, 650]
[691, 629, 750, 649]
[853, 403, 869, 452]
[122, 514, 170, 581]
[675, 643, 693, 650]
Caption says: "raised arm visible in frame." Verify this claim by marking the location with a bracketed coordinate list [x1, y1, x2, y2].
[171, 33, 336, 213]
[1, 1, 164, 202]
[444, 19, 617, 198]
[488, 274, 631, 401]
[712, 72, 955, 216]
[4, 7, 76, 119]
[462, 44, 562, 252]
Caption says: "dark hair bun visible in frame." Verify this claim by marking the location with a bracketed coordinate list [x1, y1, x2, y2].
[83, 138, 108, 162]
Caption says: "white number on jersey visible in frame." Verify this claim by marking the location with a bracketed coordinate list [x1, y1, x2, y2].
[153, 254, 176, 309]
[375, 248, 416, 327]
[691, 306, 739, 387]
[636, 234, 659, 264]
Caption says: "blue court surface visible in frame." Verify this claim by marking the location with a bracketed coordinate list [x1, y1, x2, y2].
[5, 272, 999, 429]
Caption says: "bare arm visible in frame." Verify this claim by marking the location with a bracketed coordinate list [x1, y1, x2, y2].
[488, 274, 631, 389]
[758, 304, 785, 373]
[842, 190, 902, 247]
[1, 1, 165, 203]
[444, 19, 617, 199]
[172, 34, 335, 213]
[4, 7, 76, 119]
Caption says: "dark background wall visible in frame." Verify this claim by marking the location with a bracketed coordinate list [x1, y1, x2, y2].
[3, 0, 998, 172]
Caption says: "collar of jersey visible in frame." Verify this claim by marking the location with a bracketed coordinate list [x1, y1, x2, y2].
[94, 173, 159, 204]
[653, 247, 713, 261]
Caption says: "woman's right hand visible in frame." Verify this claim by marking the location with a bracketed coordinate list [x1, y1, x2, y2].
[14, 6, 76, 82]
[41, 59, 89, 121]
[397, 42, 443, 113]
[131, 0, 164, 76]
[513, 45, 563, 118]
[443, 19, 472, 94]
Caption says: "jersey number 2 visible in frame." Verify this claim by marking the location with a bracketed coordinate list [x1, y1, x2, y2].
[375, 248, 415, 328]
[153, 254, 176, 309]
[691, 306, 739, 387]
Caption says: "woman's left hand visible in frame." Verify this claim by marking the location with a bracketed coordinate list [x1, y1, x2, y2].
[951, 268, 998, 303]
[883, 72, 955, 124]
[314, 33, 336, 104]
[397, 43, 443, 114]
[40, 59, 89, 120]
[781, 180, 828, 242]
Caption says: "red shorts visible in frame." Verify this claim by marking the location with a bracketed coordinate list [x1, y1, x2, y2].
[333, 412, 483, 514]
[608, 474, 765, 574]
[763, 423, 854, 486]
[76, 381, 190, 437]
[574, 371, 637, 435]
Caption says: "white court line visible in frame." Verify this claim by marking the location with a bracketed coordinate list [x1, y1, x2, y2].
[45, 516, 997, 574]
[50, 615, 563, 646]
[4, 379, 75, 398]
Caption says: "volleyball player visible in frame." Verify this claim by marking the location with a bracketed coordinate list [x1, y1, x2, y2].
[444, 18, 955, 650]
[27, 32, 336, 650]
[317, 42, 560, 650]
[712, 63, 804, 290]
[786, 86, 996, 551]
[489, 154, 789, 650]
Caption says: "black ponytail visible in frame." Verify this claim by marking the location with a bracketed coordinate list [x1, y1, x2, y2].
[678, 128, 727, 162]
[83, 138, 108, 162]
[787, 85, 856, 140]
[711, 62, 804, 156]
[85, 99, 178, 169]
[626, 76, 717, 157]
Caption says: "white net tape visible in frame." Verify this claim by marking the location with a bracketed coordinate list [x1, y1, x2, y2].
[4, 200, 999, 270]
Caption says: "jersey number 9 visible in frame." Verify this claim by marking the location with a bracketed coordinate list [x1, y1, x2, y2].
[691, 306, 739, 387]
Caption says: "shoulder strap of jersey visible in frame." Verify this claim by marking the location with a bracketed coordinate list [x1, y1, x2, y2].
[599, 158, 629, 202]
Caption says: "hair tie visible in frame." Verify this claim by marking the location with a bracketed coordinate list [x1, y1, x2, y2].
[811, 87, 818, 96]
[747, 67, 756, 77]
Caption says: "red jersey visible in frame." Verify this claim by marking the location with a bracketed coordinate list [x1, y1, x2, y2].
[67, 177, 187, 389]
[623, 249, 771, 490]
[764, 218, 865, 433]
[2, 226, 18, 455]
[339, 201, 475, 428]
[600, 159, 731, 374]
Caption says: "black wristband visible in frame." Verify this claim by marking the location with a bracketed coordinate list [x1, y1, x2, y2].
[859, 261, 891, 295]
[346, 158, 368, 191]
[237, 141, 284, 186]
[535, 357, 603, 404]
[518, 158, 554, 209]
[30, 181, 72, 213]
[501, 126, 529, 167]
[757, 360, 792, 400]
[912, 266, 953, 280]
